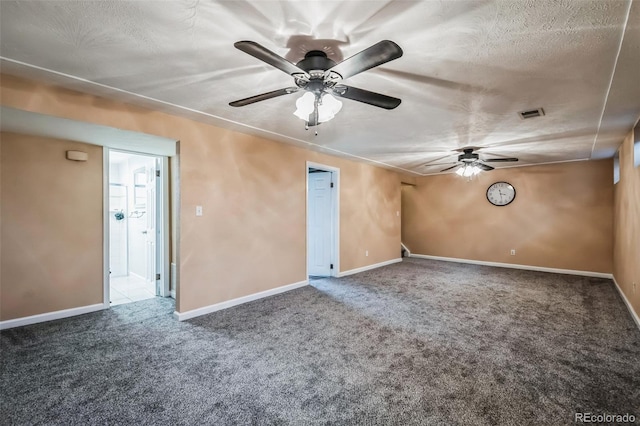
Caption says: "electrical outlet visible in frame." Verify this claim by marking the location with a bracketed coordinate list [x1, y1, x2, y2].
[196, 205, 203, 216]
[365, 250, 369, 257]
[510, 249, 516, 256]
[396, 211, 400, 217]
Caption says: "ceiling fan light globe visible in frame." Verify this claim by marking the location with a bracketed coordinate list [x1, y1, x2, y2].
[293, 92, 343, 123]
[293, 92, 315, 120]
[459, 163, 480, 178]
[317, 94, 342, 123]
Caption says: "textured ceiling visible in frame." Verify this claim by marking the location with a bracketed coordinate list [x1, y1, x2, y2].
[1, 0, 639, 175]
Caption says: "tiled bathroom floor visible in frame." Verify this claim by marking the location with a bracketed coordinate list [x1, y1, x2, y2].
[110, 275, 156, 305]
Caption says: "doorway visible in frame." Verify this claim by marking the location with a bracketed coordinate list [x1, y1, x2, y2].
[307, 162, 339, 278]
[107, 150, 168, 305]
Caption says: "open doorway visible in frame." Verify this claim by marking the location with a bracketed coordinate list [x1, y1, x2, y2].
[107, 150, 168, 305]
[307, 162, 339, 278]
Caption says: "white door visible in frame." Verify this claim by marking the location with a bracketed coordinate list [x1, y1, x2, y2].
[145, 162, 157, 294]
[308, 171, 333, 276]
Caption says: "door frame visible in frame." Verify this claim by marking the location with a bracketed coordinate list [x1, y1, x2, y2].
[103, 148, 170, 308]
[306, 161, 340, 277]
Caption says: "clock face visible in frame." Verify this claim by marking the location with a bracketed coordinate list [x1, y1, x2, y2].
[486, 182, 516, 206]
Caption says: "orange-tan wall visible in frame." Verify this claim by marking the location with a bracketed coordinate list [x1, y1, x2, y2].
[613, 128, 640, 319]
[0, 133, 103, 320]
[0, 74, 401, 319]
[402, 160, 613, 273]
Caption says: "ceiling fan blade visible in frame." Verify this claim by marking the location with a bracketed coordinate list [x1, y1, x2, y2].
[478, 163, 495, 171]
[440, 164, 460, 172]
[423, 162, 457, 167]
[234, 41, 309, 78]
[332, 85, 401, 109]
[484, 157, 519, 162]
[229, 87, 299, 107]
[326, 40, 403, 81]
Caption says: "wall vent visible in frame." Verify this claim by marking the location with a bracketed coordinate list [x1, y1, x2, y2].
[518, 108, 545, 119]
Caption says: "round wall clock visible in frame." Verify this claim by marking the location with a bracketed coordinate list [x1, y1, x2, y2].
[486, 182, 516, 206]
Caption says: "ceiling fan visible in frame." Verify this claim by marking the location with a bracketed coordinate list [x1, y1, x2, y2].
[435, 148, 519, 176]
[229, 40, 403, 127]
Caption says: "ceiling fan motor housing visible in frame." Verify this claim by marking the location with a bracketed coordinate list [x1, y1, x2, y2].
[458, 149, 479, 162]
[296, 50, 336, 72]
[295, 51, 339, 94]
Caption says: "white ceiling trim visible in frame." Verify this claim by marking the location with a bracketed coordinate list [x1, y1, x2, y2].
[590, 0, 633, 159]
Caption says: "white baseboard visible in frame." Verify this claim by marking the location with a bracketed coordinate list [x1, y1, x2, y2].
[170, 290, 176, 299]
[612, 276, 640, 330]
[174, 279, 308, 321]
[337, 258, 402, 277]
[0, 303, 106, 330]
[129, 272, 147, 282]
[401, 243, 411, 257]
[409, 254, 613, 279]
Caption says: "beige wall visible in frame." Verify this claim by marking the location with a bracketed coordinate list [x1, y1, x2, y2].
[0, 133, 103, 320]
[333, 159, 401, 268]
[613, 128, 640, 319]
[402, 160, 613, 273]
[0, 75, 402, 319]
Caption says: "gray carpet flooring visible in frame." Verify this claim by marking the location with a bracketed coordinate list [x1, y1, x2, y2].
[1, 258, 639, 425]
